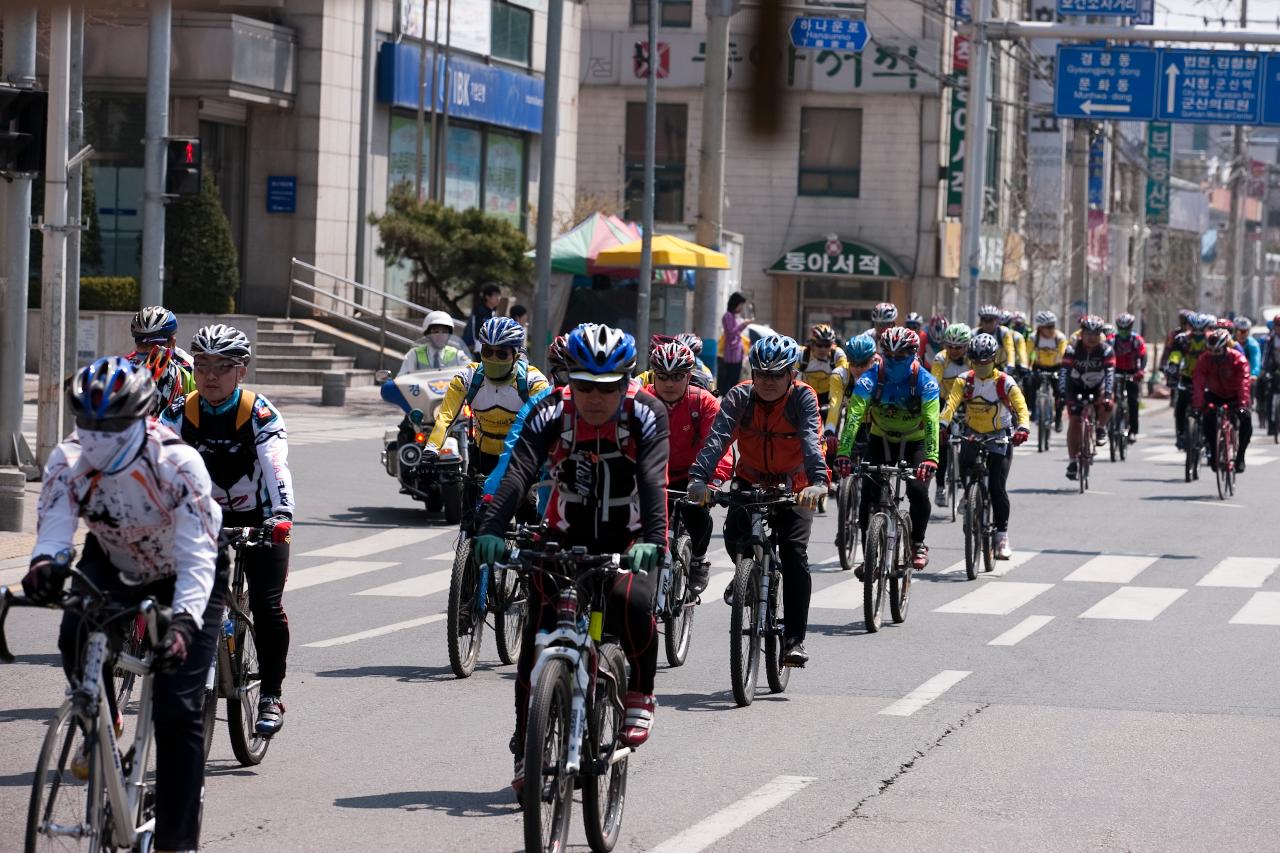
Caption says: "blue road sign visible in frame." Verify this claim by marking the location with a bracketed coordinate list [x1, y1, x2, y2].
[1057, 0, 1140, 16]
[788, 17, 870, 52]
[1054, 45, 1159, 120]
[1263, 55, 1280, 126]
[1156, 50, 1263, 124]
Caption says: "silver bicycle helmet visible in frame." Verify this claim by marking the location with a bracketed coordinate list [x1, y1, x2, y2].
[191, 324, 252, 362]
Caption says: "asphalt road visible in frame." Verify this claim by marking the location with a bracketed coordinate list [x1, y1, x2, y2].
[2, 400, 1279, 852]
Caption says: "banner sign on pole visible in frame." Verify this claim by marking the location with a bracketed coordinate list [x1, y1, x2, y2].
[1057, 0, 1140, 17]
[1145, 122, 1171, 225]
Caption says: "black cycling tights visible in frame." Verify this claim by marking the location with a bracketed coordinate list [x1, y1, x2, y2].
[723, 501, 814, 643]
[858, 438, 931, 545]
[959, 442, 1013, 532]
[226, 511, 290, 698]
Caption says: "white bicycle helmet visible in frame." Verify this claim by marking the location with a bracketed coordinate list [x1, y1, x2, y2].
[191, 324, 252, 362]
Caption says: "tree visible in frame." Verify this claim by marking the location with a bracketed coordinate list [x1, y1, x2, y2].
[163, 170, 239, 312]
[371, 186, 533, 314]
[80, 162, 104, 274]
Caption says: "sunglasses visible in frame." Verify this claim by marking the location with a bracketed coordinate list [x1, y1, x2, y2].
[884, 352, 915, 361]
[193, 360, 241, 377]
[753, 369, 790, 380]
[480, 346, 514, 360]
[654, 371, 690, 382]
[570, 380, 624, 395]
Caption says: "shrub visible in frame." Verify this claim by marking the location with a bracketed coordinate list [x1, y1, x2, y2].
[27, 276, 139, 310]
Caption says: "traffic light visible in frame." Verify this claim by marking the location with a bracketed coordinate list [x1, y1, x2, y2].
[164, 137, 202, 196]
[0, 85, 48, 175]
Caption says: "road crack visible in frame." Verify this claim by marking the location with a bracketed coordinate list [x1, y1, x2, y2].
[806, 702, 991, 841]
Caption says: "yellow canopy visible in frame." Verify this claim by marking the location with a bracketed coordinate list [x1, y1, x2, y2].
[594, 234, 730, 270]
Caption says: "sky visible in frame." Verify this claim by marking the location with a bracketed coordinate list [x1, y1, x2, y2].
[1157, 0, 1280, 29]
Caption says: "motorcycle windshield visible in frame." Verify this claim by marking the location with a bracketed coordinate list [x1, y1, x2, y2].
[407, 335, 473, 370]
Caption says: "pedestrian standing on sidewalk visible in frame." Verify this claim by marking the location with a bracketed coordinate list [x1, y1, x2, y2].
[463, 283, 504, 354]
[718, 292, 752, 392]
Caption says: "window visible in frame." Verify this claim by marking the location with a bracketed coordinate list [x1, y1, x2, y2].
[798, 108, 861, 197]
[444, 124, 483, 211]
[484, 131, 525, 226]
[491, 1, 531, 65]
[624, 102, 687, 222]
[630, 0, 693, 28]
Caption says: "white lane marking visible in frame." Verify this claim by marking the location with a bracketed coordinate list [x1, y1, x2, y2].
[1064, 554, 1158, 584]
[302, 613, 446, 648]
[809, 578, 862, 610]
[1143, 451, 1186, 463]
[1249, 456, 1277, 467]
[298, 527, 451, 559]
[1228, 592, 1280, 625]
[287, 560, 398, 592]
[648, 775, 817, 853]
[933, 582, 1053, 615]
[353, 569, 451, 598]
[878, 670, 972, 717]
[424, 546, 463, 561]
[987, 614, 1054, 646]
[1080, 586, 1186, 620]
[707, 571, 737, 605]
[1196, 557, 1280, 588]
[1190, 500, 1245, 509]
[934, 550, 1038, 577]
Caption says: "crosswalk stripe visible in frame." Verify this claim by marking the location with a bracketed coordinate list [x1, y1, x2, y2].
[298, 527, 452, 559]
[933, 581, 1053, 615]
[987, 615, 1054, 646]
[1079, 586, 1185, 620]
[707, 570, 736, 604]
[879, 670, 971, 716]
[1196, 557, 1280, 588]
[288, 560, 398, 591]
[987, 550, 1041, 577]
[1249, 456, 1278, 467]
[1228, 592, 1280, 625]
[353, 568, 452, 598]
[302, 613, 446, 648]
[1064, 554, 1158, 584]
[809, 578, 862, 611]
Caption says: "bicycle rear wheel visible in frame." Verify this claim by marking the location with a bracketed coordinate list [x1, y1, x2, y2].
[663, 535, 695, 668]
[889, 521, 913, 624]
[863, 514, 889, 633]
[764, 569, 790, 693]
[446, 536, 484, 678]
[836, 476, 858, 571]
[963, 482, 981, 581]
[26, 702, 103, 853]
[524, 658, 574, 853]
[728, 557, 762, 707]
[227, 611, 270, 766]
[582, 644, 628, 852]
[494, 566, 526, 666]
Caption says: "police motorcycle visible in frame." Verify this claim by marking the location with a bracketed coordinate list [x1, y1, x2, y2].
[377, 335, 473, 523]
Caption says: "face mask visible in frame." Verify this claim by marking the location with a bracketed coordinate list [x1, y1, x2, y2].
[483, 357, 515, 380]
[429, 332, 450, 349]
[884, 358, 913, 383]
[973, 361, 996, 379]
[78, 420, 146, 473]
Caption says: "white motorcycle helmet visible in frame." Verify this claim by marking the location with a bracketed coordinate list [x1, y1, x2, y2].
[423, 310, 456, 348]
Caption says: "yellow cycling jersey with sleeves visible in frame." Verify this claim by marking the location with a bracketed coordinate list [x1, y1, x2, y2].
[425, 361, 549, 456]
[940, 370, 1030, 434]
[800, 347, 849, 432]
[1030, 330, 1068, 369]
[930, 356, 969, 403]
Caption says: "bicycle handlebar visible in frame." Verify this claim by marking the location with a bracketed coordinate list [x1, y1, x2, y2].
[710, 486, 795, 509]
[220, 526, 266, 549]
[0, 579, 169, 665]
[855, 461, 922, 482]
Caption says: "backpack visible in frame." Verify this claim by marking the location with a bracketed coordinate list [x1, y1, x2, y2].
[555, 381, 643, 465]
[870, 361, 922, 415]
[961, 370, 1013, 408]
[465, 359, 530, 406]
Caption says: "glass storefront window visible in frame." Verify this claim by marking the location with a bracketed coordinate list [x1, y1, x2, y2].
[485, 132, 524, 227]
[445, 125, 482, 211]
[389, 114, 430, 196]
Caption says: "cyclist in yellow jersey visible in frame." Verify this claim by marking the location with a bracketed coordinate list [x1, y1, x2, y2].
[976, 304, 1018, 371]
[1028, 310, 1068, 431]
[424, 317, 549, 477]
[1000, 309, 1031, 377]
[799, 324, 850, 455]
[930, 323, 972, 507]
[1165, 312, 1214, 450]
[939, 333, 1030, 559]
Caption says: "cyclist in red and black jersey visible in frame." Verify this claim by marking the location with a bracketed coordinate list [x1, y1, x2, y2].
[1112, 313, 1147, 441]
[1194, 328, 1253, 472]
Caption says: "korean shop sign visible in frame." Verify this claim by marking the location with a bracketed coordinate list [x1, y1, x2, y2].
[767, 236, 902, 280]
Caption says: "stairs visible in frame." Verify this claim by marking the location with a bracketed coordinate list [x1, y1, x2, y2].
[255, 319, 376, 386]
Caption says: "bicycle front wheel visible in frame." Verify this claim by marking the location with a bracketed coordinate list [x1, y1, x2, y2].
[1185, 420, 1201, 482]
[963, 482, 981, 581]
[202, 633, 222, 761]
[836, 476, 857, 571]
[863, 514, 889, 633]
[524, 658, 574, 853]
[663, 535, 695, 668]
[494, 566, 526, 666]
[446, 536, 484, 678]
[728, 557, 762, 707]
[764, 569, 790, 693]
[26, 702, 104, 853]
[582, 644, 629, 853]
[227, 612, 270, 766]
[980, 485, 995, 574]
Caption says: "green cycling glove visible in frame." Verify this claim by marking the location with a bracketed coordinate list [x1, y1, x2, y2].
[626, 542, 662, 574]
[474, 534, 507, 567]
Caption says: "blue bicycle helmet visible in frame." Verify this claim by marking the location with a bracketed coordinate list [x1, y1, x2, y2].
[68, 356, 156, 428]
[131, 306, 178, 344]
[748, 335, 801, 372]
[478, 316, 526, 349]
[566, 323, 636, 382]
[845, 333, 877, 366]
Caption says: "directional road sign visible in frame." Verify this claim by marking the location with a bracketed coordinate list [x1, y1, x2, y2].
[1156, 50, 1263, 124]
[1057, 0, 1140, 17]
[1054, 45, 1159, 120]
[788, 17, 870, 52]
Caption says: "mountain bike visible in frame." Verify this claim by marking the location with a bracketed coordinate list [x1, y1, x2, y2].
[448, 474, 526, 678]
[2, 560, 168, 853]
[496, 526, 632, 853]
[657, 491, 697, 667]
[956, 432, 1008, 580]
[1209, 404, 1239, 500]
[857, 461, 919, 630]
[1107, 380, 1128, 462]
[1073, 393, 1098, 494]
[713, 485, 796, 707]
[836, 446, 863, 571]
[1033, 368, 1056, 453]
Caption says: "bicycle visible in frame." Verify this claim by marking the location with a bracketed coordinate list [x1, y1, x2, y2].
[494, 526, 632, 853]
[447, 474, 527, 678]
[1032, 368, 1057, 453]
[713, 484, 797, 707]
[1107, 380, 1129, 462]
[1, 558, 168, 853]
[857, 461, 919, 631]
[1072, 393, 1098, 494]
[836, 446, 863, 571]
[202, 526, 274, 766]
[659, 491, 702, 667]
[955, 432, 1008, 580]
[1208, 404, 1239, 500]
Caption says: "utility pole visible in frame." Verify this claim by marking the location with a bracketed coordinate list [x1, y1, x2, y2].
[436, 0, 454, 203]
[959, 0, 993, 324]
[530, 0, 565, 363]
[635, 0, 659, 360]
[355, 0, 376, 287]
[140, 0, 171, 306]
[1226, 0, 1249, 316]
[417, 0, 433, 201]
[38, 7, 72, 465]
[693, 0, 731, 350]
[0, 8, 37, 468]
[63, 3, 85, 438]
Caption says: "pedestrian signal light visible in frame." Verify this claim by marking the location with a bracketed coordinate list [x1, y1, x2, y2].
[164, 137, 202, 196]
